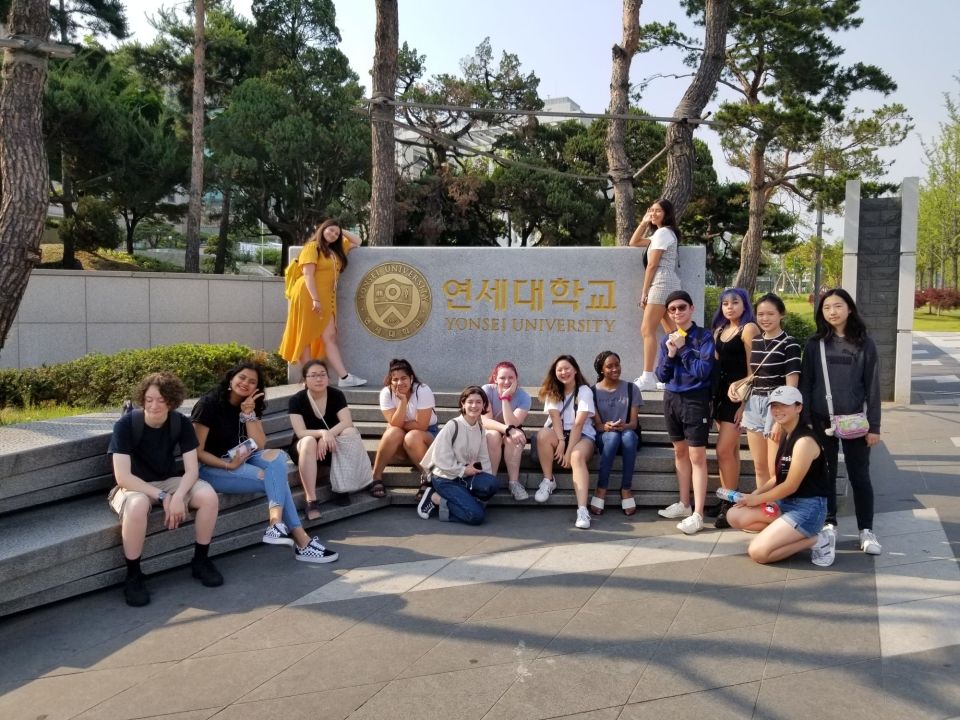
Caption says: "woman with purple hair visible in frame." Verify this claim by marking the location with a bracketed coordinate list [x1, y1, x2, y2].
[710, 288, 760, 528]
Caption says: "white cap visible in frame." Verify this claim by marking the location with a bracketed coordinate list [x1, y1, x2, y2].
[768, 386, 803, 405]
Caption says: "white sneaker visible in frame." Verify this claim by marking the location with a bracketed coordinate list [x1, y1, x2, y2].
[859, 529, 882, 555]
[655, 382, 666, 391]
[812, 526, 837, 566]
[338, 373, 367, 388]
[677, 512, 704, 535]
[534, 477, 557, 503]
[634, 373, 658, 391]
[262, 521, 295, 547]
[658, 501, 692, 519]
[575, 507, 591, 529]
[508, 481, 529, 501]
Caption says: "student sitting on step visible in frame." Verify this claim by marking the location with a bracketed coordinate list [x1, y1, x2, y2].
[416, 386, 498, 524]
[108, 372, 223, 607]
[191, 362, 338, 564]
[481, 361, 532, 501]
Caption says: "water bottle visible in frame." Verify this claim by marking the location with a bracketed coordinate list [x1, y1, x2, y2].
[715, 488, 779, 517]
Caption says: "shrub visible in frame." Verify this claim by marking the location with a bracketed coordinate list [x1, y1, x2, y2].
[0, 344, 287, 409]
[915, 288, 960, 314]
[783, 312, 816, 344]
[58, 196, 121, 251]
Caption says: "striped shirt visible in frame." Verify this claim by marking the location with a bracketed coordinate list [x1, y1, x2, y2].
[749, 331, 801, 395]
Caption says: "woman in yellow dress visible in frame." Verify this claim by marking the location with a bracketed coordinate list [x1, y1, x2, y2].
[279, 220, 366, 387]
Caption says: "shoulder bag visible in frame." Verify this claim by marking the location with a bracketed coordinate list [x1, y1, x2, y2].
[308, 392, 374, 493]
[730, 335, 787, 403]
[819, 339, 869, 439]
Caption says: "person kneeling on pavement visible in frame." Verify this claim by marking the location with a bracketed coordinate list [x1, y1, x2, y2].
[417, 386, 498, 524]
[108, 372, 224, 607]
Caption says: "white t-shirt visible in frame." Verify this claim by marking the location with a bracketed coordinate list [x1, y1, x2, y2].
[543, 385, 596, 440]
[649, 226, 677, 251]
[379, 383, 438, 426]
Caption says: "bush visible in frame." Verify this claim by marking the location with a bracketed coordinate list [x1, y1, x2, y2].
[783, 312, 816, 344]
[915, 288, 960, 314]
[0, 344, 287, 410]
[58, 196, 121, 251]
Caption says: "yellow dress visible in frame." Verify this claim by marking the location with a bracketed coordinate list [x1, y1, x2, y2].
[278, 241, 352, 363]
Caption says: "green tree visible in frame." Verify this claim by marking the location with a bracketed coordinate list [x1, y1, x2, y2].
[919, 82, 960, 290]
[641, 0, 900, 294]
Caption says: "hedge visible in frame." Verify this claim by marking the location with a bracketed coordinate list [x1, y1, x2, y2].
[0, 344, 287, 409]
[702, 286, 815, 343]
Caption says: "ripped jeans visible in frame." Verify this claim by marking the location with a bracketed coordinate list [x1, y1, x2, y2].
[199, 450, 300, 529]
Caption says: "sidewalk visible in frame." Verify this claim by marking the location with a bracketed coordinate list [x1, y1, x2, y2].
[1, 401, 958, 719]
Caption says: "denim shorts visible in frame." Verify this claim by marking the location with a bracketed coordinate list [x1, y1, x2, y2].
[427, 423, 439, 438]
[741, 393, 775, 436]
[777, 496, 827, 538]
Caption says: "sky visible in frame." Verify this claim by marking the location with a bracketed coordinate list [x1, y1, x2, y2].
[128, 0, 960, 235]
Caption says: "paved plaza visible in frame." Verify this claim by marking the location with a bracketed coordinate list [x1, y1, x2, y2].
[1, 339, 959, 720]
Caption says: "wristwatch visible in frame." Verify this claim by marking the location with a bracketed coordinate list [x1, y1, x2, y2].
[157, 490, 168, 502]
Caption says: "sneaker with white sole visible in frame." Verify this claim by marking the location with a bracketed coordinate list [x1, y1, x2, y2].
[417, 489, 437, 519]
[658, 501, 692, 519]
[508, 481, 529, 501]
[634, 374, 658, 391]
[295, 537, 339, 563]
[812, 526, 837, 566]
[534, 477, 557, 503]
[859, 529, 882, 555]
[677, 512, 704, 534]
[338, 373, 367, 388]
[575, 507, 591, 529]
[263, 521, 295, 547]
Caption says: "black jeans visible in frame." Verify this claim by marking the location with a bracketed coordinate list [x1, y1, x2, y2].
[810, 416, 874, 530]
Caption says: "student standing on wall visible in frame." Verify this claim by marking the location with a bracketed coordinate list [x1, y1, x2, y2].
[108, 372, 223, 607]
[279, 219, 366, 388]
[655, 290, 716, 535]
[799, 288, 883, 556]
[629, 198, 682, 392]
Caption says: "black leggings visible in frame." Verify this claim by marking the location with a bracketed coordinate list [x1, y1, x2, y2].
[810, 416, 874, 530]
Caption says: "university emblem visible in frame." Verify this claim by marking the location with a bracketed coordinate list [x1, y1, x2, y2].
[355, 261, 432, 340]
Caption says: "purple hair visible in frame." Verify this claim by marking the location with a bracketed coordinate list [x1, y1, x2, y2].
[710, 287, 756, 333]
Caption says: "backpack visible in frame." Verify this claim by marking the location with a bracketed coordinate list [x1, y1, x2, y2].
[121, 399, 182, 449]
[283, 253, 303, 299]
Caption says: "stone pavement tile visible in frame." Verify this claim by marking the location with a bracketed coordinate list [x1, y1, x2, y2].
[873, 508, 945, 537]
[193, 596, 392, 657]
[0, 662, 173, 720]
[709, 530, 753, 557]
[470, 570, 612, 621]
[240, 629, 445, 701]
[630, 623, 775, 702]
[539, 710, 621, 720]
[371, 530, 490, 566]
[213, 682, 385, 720]
[875, 558, 960, 605]
[881, 645, 960, 719]
[585, 558, 707, 608]
[68, 605, 279, 669]
[338, 582, 503, 639]
[878, 593, 960, 657]
[874, 529, 957, 568]
[618, 531, 717, 568]
[138, 711, 218, 720]
[780, 571, 878, 615]
[74, 644, 318, 720]
[520, 538, 640, 579]
[413, 546, 551, 591]
[540, 595, 683, 657]
[762, 606, 880, 678]
[398, 607, 576, 678]
[482, 641, 657, 720]
[693, 553, 789, 590]
[349, 663, 519, 720]
[754, 660, 939, 720]
[620, 681, 759, 719]
[666, 582, 784, 637]
[289, 557, 452, 605]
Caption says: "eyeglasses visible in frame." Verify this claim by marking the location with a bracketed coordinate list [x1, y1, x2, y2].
[666, 304, 689, 313]
[305, 373, 328, 380]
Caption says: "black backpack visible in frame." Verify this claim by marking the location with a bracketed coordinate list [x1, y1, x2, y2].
[121, 399, 182, 449]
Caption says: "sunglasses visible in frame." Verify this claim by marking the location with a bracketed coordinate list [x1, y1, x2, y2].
[666, 303, 690, 313]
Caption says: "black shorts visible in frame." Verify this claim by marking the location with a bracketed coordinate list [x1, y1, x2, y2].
[664, 388, 712, 447]
[712, 394, 741, 424]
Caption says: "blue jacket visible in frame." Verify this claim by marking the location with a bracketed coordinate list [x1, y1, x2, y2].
[655, 323, 715, 393]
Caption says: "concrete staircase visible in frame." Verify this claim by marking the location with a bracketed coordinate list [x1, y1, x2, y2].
[0, 384, 837, 617]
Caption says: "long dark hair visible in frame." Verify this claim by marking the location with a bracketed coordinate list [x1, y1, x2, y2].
[538, 355, 586, 402]
[815, 287, 868, 346]
[217, 362, 267, 416]
[652, 198, 682, 243]
[311, 218, 349, 271]
[710, 287, 756, 333]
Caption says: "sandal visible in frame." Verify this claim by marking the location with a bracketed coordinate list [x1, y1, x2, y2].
[621, 490, 637, 517]
[304, 500, 322, 521]
[369, 481, 387, 498]
[589, 494, 605, 516]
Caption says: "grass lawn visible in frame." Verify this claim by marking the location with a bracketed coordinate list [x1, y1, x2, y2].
[0, 403, 111, 427]
[778, 292, 960, 332]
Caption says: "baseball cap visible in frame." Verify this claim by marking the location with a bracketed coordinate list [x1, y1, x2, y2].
[768, 386, 803, 405]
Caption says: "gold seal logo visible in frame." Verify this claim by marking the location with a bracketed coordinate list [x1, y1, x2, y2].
[355, 261, 432, 340]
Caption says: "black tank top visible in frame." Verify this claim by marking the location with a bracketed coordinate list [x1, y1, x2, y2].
[775, 423, 829, 498]
[715, 325, 748, 387]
